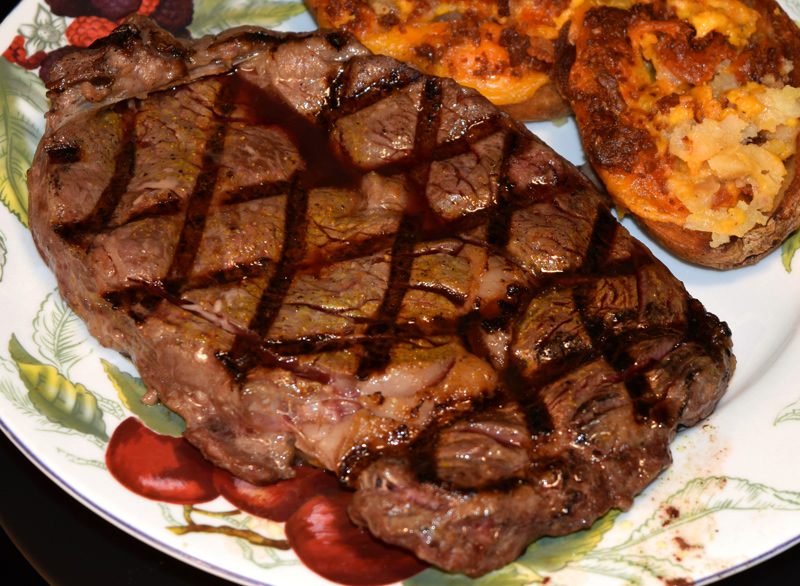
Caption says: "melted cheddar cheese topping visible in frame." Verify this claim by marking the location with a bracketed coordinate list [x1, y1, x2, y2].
[670, 0, 759, 46]
[308, 0, 589, 107]
[623, 0, 800, 245]
[358, 23, 552, 106]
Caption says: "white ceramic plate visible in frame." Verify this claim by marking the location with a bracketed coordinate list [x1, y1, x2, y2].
[1, 2, 800, 585]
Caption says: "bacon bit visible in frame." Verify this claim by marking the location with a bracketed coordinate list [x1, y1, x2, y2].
[2, 35, 48, 69]
[66, 16, 119, 48]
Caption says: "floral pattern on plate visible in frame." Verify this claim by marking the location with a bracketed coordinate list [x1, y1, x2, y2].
[1, 2, 800, 585]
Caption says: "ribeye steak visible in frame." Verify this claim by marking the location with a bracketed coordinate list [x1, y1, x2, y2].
[28, 17, 735, 577]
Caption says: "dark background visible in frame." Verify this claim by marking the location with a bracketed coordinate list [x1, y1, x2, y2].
[0, 1, 798, 585]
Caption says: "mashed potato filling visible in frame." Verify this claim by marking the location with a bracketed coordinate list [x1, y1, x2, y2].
[663, 83, 800, 246]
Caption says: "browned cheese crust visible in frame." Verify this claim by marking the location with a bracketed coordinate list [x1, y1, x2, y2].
[555, 0, 800, 268]
[305, 0, 572, 121]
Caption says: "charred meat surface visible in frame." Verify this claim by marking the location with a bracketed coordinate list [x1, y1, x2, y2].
[28, 17, 735, 577]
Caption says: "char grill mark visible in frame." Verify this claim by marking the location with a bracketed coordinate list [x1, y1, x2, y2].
[28, 20, 735, 577]
[92, 54, 483, 383]
[357, 215, 418, 378]
[44, 140, 81, 163]
[54, 103, 138, 242]
[326, 60, 422, 120]
[166, 86, 234, 294]
[246, 179, 308, 338]
[222, 180, 294, 205]
[72, 60, 699, 428]
[262, 319, 464, 357]
[413, 77, 444, 163]
[571, 209, 662, 421]
[221, 178, 309, 378]
[580, 199, 618, 275]
[486, 132, 517, 248]
[356, 78, 444, 378]
[97, 82, 245, 318]
[371, 115, 504, 179]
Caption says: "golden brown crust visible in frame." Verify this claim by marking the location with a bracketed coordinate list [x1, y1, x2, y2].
[499, 81, 571, 122]
[304, 0, 573, 121]
[556, 0, 800, 268]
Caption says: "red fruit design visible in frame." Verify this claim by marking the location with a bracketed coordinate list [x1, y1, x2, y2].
[151, 0, 193, 32]
[106, 417, 219, 504]
[65, 16, 119, 48]
[91, 0, 142, 20]
[137, 0, 159, 16]
[45, 0, 96, 17]
[285, 492, 427, 585]
[2, 35, 47, 70]
[213, 465, 341, 522]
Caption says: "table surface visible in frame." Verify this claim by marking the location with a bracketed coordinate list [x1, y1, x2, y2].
[1, 430, 798, 586]
[0, 4, 798, 585]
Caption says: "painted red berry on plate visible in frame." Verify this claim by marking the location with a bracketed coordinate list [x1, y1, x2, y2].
[285, 492, 427, 585]
[213, 465, 341, 522]
[66, 16, 119, 48]
[151, 0, 193, 32]
[45, 0, 96, 17]
[3, 35, 48, 70]
[106, 416, 219, 504]
[91, 0, 142, 20]
[137, 0, 159, 16]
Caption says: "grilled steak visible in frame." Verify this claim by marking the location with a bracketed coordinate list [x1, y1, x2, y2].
[28, 17, 735, 577]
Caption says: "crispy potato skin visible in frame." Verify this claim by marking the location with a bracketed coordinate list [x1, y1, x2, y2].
[642, 153, 800, 268]
[304, 0, 572, 121]
[556, 0, 800, 269]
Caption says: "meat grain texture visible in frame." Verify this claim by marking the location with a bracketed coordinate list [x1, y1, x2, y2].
[28, 17, 735, 577]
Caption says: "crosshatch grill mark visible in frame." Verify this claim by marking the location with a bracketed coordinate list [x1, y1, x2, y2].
[48, 35, 716, 449]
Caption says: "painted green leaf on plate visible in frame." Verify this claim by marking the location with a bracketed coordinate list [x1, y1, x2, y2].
[0, 229, 6, 281]
[573, 554, 689, 583]
[775, 398, 800, 424]
[8, 334, 108, 440]
[190, 0, 306, 37]
[406, 566, 536, 586]
[0, 57, 47, 227]
[559, 476, 800, 583]
[513, 510, 619, 573]
[620, 476, 800, 550]
[782, 229, 800, 272]
[32, 290, 89, 376]
[101, 359, 185, 437]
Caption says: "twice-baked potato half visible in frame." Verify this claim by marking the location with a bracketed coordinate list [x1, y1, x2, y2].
[556, 0, 800, 269]
[304, 0, 571, 121]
